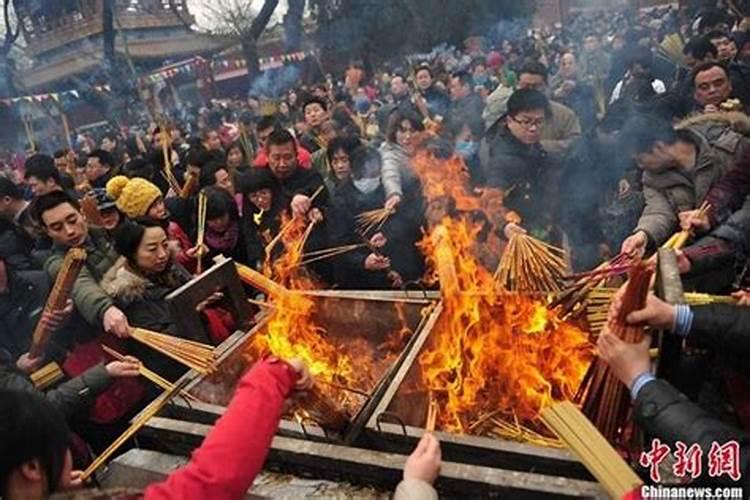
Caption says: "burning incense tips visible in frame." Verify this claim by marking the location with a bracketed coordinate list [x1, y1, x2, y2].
[195, 192, 208, 274]
[130, 328, 215, 375]
[496, 234, 568, 293]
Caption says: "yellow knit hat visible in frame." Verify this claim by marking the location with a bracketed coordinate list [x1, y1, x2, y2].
[106, 175, 162, 219]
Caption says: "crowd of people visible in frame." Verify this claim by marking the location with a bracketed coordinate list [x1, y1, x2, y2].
[1, 2, 750, 498]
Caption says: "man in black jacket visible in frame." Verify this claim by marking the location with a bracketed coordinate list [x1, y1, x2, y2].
[482, 88, 560, 242]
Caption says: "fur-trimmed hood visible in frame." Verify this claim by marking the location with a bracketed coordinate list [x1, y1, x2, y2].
[676, 111, 750, 135]
[101, 257, 189, 306]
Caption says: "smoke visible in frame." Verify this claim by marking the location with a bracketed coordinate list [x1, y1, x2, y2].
[249, 64, 301, 98]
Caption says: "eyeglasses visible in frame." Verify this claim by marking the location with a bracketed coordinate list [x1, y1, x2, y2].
[510, 116, 545, 129]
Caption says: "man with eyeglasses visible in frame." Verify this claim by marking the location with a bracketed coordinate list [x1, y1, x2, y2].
[482, 88, 561, 242]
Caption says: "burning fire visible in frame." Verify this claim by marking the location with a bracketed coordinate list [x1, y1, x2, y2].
[411, 148, 593, 437]
[419, 218, 594, 435]
[245, 215, 411, 418]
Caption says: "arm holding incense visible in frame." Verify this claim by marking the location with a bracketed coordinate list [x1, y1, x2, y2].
[632, 184, 679, 253]
[597, 329, 750, 488]
[144, 358, 310, 500]
[394, 433, 441, 500]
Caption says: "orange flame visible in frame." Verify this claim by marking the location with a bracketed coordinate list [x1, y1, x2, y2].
[410, 150, 593, 436]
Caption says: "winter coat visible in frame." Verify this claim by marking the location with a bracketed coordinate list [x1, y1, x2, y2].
[0, 362, 113, 420]
[481, 86, 582, 155]
[328, 182, 424, 289]
[101, 258, 194, 381]
[393, 479, 438, 500]
[419, 85, 451, 119]
[240, 198, 283, 268]
[380, 142, 419, 201]
[0, 268, 49, 360]
[635, 130, 735, 249]
[548, 75, 597, 130]
[271, 166, 328, 213]
[0, 218, 44, 272]
[482, 123, 561, 238]
[45, 228, 119, 334]
[144, 359, 297, 500]
[447, 92, 485, 136]
[634, 379, 749, 489]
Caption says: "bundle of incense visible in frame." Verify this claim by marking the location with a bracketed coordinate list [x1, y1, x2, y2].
[60, 111, 73, 150]
[79, 193, 105, 227]
[130, 328, 215, 375]
[488, 416, 563, 448]
[101, 345, 198, 402]
[661, 202, 711, 251]
[180, 171, 198, 199]
[159, 120, 182, 195]
[356, 208, 392, 235]
[195, 192, 208, 274]
[578, 262, 653, 441]
[80, 379, 186, 482]
[298, 243, 367, 267]
[22, 114, 35, 150]
[541, 401, 642, 499]
[425, 392, 438, 432]
[30, 249, 87, 357]
[30, 362, 64, 390]
[265, 185, 325, 255]
[293, 384, 350, 431]
[563, 263, 632, 282]
[495, 234, 567, 293]
[433, 226, 459, 297]
[237, 122, 254, 165]
[235, 262, 291, 298]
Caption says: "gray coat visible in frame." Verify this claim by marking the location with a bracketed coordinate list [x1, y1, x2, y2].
[636, 130, 735, 247]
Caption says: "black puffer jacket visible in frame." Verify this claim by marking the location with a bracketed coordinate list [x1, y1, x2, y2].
[101, 258, 194, 381]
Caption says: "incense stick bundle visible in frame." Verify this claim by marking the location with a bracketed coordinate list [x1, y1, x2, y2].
[180, 171, 198, 199]
[264, 185, 325, 256]
[541, 401, 642, 499]
[101, 345, 198, 402]
[30, 362, 64, 390]
[237, 123, 254, 166]
[159, 120, 182, 195]
[30, 249, 87, 357]
[80, 379, 185, 481]
[662, 202, 711, 251]
[195, 192, 208, 274]
[356, 208, 391, 235]
[298, 243, 368, 267]
[578, 262, 653, 440]
[496, 234, 567, 292]
[425, 392, 438, 432]
[235, 262, 291, 298]
[293, 384, 351, 431]
[60, 112, 73, 150]
[658, 33, 686, 67]
[433, 226, 459, 297]
[80, 193, 105, 227]
[130, 328, 215, 375]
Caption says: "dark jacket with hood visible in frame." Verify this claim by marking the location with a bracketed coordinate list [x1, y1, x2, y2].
[101, 257, 193, 381]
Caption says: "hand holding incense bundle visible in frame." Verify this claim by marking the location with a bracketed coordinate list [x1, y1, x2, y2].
[265, 185, 325, 255]
[496, 233, 568, 292]
[541, 401, 642, 499]
[195, 191, 208, 274]
[180, 171, 198, 199]
[130, 328, 215, 375]
[578, 261, 653, 441]
[30, 362, 64, 390]
[661, 201, 711, 251]
[30, 249, 87, 357]
[79, 193, 105, 227]
[101, 345, 198, 402]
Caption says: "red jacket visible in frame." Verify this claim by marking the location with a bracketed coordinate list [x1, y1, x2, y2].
[145, 359, 297, 499]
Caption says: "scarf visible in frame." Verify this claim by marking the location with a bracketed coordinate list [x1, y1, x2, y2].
[205, 220, 240, 253]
